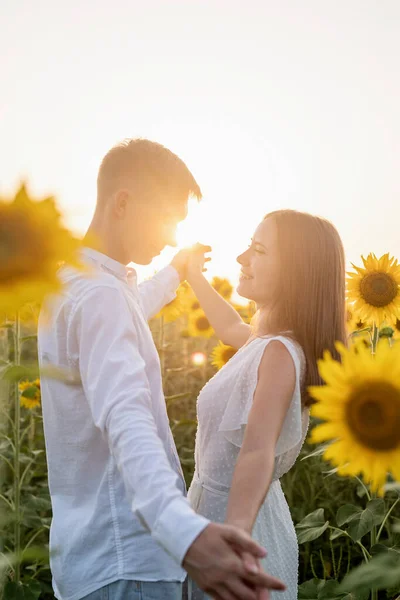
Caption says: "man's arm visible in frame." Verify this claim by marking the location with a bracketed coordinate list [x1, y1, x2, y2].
[138, 265, 180, 320]
[71, 284, 209, 564]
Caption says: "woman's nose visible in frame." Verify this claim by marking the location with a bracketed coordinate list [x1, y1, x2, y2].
[237, 250, 249, 265]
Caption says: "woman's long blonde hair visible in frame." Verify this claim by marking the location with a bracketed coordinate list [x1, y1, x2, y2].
[254, 209, 347, 408]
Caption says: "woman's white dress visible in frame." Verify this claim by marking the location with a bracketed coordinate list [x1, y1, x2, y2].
[187, 335, 310, 600]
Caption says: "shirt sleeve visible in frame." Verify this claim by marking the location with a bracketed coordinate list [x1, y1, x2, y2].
[138, 265, 180, 320]
[69, 284, 209, 564]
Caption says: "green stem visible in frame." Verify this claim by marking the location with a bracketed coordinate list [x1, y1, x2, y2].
[13, 313, 21, 583]
[319, 549, 327, 579]
[376, 497, 400, 543]
[346, 538, 351, 574]
[337, 544, 343, 578]
[329, 536, 337, 579]
[310, 553, 318, 579]
[370, 499, 378, 600]
[355, 476, 371, 501]
[371, 322, 379, 355]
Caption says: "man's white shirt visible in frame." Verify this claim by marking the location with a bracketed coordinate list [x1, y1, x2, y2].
[38, 248, 209, 600]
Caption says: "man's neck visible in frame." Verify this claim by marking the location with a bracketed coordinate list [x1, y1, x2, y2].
[84, 219, 128, 265]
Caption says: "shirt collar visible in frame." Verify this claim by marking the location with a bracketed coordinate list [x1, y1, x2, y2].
[81, 247, 137, 283]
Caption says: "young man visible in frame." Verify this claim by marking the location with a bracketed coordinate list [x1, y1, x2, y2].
[38, 139, 285, 600]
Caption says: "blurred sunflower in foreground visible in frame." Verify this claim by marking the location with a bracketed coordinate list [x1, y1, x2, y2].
[0, 184, 82, 314]
[308, 341, 400, 495]
[347, 253, 400, 325]
[19, 379, 41, 410]
[211, 342, 237, 370]
[187, 310, 214, 338]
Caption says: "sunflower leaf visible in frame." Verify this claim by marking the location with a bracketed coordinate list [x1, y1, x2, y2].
[298, 579, 369, 600]
[366, 498, 385, 526]
[330, 527, 347, 541]
[319, 580, 370, 599]
[21, 386, 38, 399]
[1, 364, 39, 382]
[336, 504, 363, 527]
[298, 578, 325, 599]
[333, 590, 370, 600]
[295, 509, 330, 543]
[339, 552, 400, 592]
[347, 510, 375, 542]
[370, 543, 390, 556]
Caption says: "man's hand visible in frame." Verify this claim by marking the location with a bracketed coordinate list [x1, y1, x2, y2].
[170, 244, 211, 282]
[183, 523, 286, 600]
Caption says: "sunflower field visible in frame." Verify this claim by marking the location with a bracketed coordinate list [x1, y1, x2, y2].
[2, 186, 400, 599]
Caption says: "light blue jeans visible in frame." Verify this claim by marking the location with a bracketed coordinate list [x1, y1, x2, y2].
[81, 579, 182, 600]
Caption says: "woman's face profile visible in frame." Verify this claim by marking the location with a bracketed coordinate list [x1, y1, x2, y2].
[236, 217, 280, 306]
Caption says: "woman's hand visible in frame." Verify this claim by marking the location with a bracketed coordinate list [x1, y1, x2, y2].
[170, 244, 211, 282]
[185, 243, 212, 283]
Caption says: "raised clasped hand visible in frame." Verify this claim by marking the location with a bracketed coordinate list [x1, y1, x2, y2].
[170, 243, 212, 282]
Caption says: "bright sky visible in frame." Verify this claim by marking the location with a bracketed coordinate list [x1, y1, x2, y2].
[2, 1, 400, 290]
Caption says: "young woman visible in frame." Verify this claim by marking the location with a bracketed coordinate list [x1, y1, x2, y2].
[186, 210, 346, 599]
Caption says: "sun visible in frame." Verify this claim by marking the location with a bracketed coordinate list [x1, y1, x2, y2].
[176, 198, 207, 249]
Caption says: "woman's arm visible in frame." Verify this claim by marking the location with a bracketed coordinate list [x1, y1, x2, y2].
[225, 341, 296, 532]
[189, 272, 251, 348]
[186, 249, 251, 349]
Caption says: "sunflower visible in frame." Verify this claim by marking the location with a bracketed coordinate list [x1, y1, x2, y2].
[308, 341, 400, 494]
[19, 379, 41, 410]
[390, 318, 400, 340]
[346, 303, 370, 334]
[0, 184, 82, 314]
[211, 342, 237, 370]
[155, 283, 188, 322]
[187, 309, 214, 338]
[233, 301, 256, 325]
[346, 305, 371, 349]
[211, 277, 233, 300]
[347, 253, 400, 325]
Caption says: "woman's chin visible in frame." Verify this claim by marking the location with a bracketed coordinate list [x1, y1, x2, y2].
[236, 282, 252, 301]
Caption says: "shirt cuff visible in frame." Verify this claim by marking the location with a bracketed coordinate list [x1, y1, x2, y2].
[152, 497, 210, 565]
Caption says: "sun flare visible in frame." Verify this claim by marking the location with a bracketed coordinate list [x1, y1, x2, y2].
[176, 199, 210, 249]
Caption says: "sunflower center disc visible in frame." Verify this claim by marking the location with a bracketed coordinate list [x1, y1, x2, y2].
[197, 316, 210, 331]
[0, 210, 49, 282]
[346, 382, 400, 451]
[360, 273, 398, 308]
[223, 348, 236, 362]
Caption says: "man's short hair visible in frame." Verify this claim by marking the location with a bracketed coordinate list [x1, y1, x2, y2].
[97, 138, 202, 206]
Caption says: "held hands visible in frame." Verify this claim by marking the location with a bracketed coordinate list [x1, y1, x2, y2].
[183, 523, 285, 600]
[170, 243, 211, 283]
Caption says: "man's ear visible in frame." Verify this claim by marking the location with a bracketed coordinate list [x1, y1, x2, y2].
[113, 190, 129, 218]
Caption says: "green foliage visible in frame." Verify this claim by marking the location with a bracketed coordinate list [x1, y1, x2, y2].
[1, 313, 400, 599]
